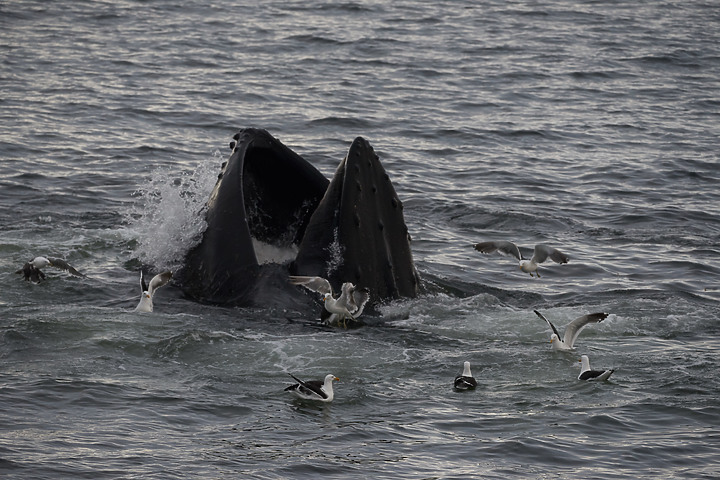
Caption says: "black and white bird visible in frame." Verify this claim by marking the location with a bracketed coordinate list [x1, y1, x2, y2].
[473, 241, 569, 277]
[289, 275, 370, 326]
[578, 355, 614, 381]
[454, 361, 478, 390]
[284, 373, 339, 402]
[16, 256, 86, 282]
[134, 270, 172, 312]
[534, 310, 609, 351]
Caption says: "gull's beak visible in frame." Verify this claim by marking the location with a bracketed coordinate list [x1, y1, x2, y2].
[334, 376, 340, 381]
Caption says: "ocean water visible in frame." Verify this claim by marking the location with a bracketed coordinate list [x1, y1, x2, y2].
[2, 0, 720, 478]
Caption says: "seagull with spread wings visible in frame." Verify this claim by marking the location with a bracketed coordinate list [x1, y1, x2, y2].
[534, 310, 609, 351]
[473, 241, 569, 277]
[16, 256, 86, 282]
[134, 270, 173, 312]
[289, 275, 370, 327]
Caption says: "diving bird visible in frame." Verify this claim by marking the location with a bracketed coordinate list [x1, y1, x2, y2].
[473, 241, 569, 277]
[134, 270, 173, 312]
[578, 355, 614, 381]
[284, 373, 339, 402]
[454, 361, 478, 390]
[534, 310, 609, 351]
[16, 256, 86, 282]
[289, 275, 370, 326]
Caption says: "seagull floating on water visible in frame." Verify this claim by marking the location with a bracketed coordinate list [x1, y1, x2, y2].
[473, 241, 569, 277]
[134, 270, 172, 312]
[289, 275, 370, 327]
[16, 256, 86, 283]
[578, 355, 614, 381]
[284, 373, 339, 402]
[534, 310, 609, 351]
[454, 361, 478, 390]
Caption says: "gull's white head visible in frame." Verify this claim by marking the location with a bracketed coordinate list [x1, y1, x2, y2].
[550, 333, 560, 344]
[320, 374, 339, 402]
[31, 256, 51, 268]
[519, 260, 536, 273]
[323, 374, 340, 394]
[579, 355, 590, 371]
[462, 361, 472, 377]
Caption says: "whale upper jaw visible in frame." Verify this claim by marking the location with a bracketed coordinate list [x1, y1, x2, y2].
[293, 135, 420, 302]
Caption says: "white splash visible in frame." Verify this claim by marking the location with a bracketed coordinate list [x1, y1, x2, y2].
[325, 227, 345, 276]
[125, 153, 221, 272]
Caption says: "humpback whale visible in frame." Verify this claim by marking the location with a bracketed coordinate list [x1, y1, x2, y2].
[180, 128, 420, 311]
[293, 136, 419, 301]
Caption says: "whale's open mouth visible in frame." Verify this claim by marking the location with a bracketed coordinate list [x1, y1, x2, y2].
[240, 142, 327, 247]
[180, 128, 419, 308]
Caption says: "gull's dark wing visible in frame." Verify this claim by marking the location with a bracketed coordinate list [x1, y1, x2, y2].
[564, 312, 608, 348]
[531, 245, 569, 265]
[286, 373, 327, 399]
[534, 310, 562, 339]
[47, 257, 86, 277]
[473, 240, 522, 261]
[148, 271, 173, 296]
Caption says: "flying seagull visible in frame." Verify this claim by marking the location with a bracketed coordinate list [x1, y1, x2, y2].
[289, 275, 370, 327]
[578, 355, 614, 381]
[134, 270, 172, 312]
[534, 310, 609, 351]
[473, 241, 568, 277]
[284, 373, 339, 402]
[16, 256, 86, 282]
[454, 361, 478, 390]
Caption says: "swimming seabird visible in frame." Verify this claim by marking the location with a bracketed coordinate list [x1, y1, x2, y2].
[134, 270, 172, 312]
[16, 256, 86, 282]
[454, 361, 478, 390]
[284, 373, 339, 402]
[473, 241, 568, 277]
[289, 275, 370, 327]
[578, 355, 614, 381]
[534, 310, 609, 351]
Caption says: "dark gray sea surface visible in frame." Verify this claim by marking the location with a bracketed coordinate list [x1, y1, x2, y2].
[2, 0, 719, 478]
